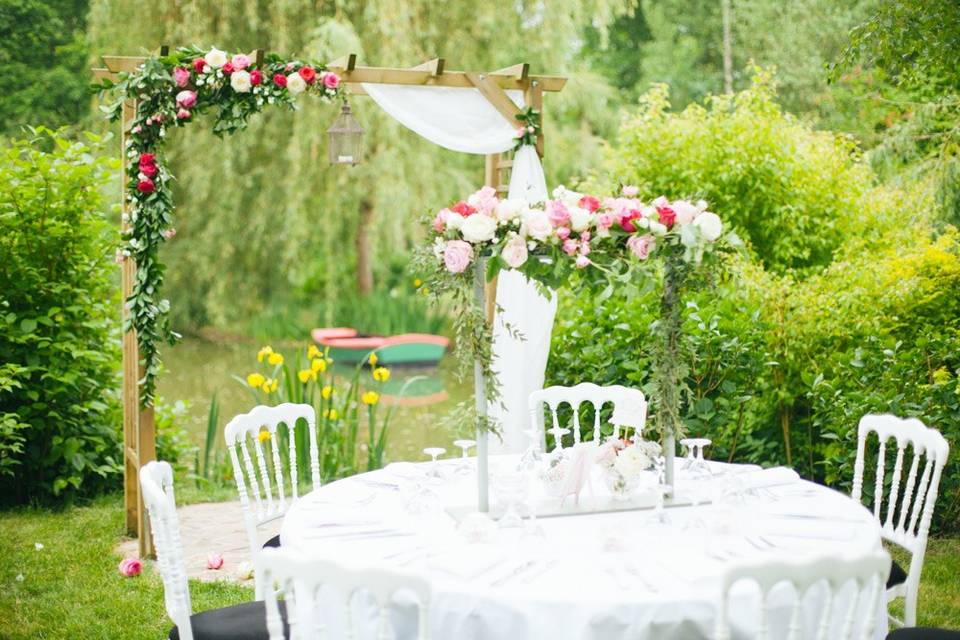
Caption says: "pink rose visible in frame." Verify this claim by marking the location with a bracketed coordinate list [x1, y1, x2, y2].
[514, 127, 526, 139]
[172, 67, 190, 88]
[469, 186, 498, 214]
[443, 240, 474, 273]
[231, 54, 250, 70]
[432, 209, 450, 233]
[137, 178, 156, 194]
[451, 201, 476, 217]
[176, 90, 197, 108]
[578, 195, 601, 213]
[250, 70, 262, 86]
[619, 209, 642, 233]
[222, 62, 235, 75]
[626, 235, 656, 260]
[596, 213, 615, 231]
[322, 72, 340, 89]
[298, 66, 317, 84]
[556, 227, 571, 240]
[547, 200, 571, 227]
[162, 228, 177, 240]
[562, 238, 579, 256]
[622, 185, 639, 197]
[501, 236, 529, 268]
[118, 558, 142, 577]
[192, 58, 206, 73]
[139, 162, 157, 178]
[176, 108, 191, 120]
[206, 553, 224, 570]
[273, 73, 287, 87]
[657, 206, 677, 229]
[575, 255, 591, 269]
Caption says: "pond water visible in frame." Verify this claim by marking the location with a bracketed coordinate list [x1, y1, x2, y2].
[156, 337, 473, 464]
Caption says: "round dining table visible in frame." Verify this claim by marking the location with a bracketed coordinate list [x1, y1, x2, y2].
[280, 455, 886, 640]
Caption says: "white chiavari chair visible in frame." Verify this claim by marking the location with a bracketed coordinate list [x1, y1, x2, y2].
[528, 383, 647, 452]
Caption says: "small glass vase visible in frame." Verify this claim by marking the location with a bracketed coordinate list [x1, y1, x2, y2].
[603, 469, 640, 501]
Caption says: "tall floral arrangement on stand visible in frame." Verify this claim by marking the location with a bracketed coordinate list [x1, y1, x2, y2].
[412, 184, 739, 446]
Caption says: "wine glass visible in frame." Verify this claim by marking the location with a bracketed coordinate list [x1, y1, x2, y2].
[680, 437, 713, 477]
[494, 471, 528, 528]
[453, 439, 476, 475]
[518, 427, 543, 472]
[423, 447, 446, 480]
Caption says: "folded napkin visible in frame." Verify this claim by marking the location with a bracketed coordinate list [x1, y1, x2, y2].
[427, 544, 509, 579]
[737, 467, 800, 490]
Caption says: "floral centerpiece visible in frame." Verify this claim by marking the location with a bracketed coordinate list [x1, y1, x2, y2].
[595, 438, 662, 500]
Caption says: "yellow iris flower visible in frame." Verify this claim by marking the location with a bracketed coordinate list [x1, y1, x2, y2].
[368, 352, 378, 366]
[256, 346, 273, 362]
[258, 430, 270, 442]
[324, 408, 339, 420]
[372, 366, 390, 382]
[307, 344, 322, 360]
[247, 373, 266, 388]
[268, 352, 284, 366]
[311, 358, 327, 373]
[298, 369, 316, 383]
[321, 385, 333, 399]
[361, 391, 380, 406]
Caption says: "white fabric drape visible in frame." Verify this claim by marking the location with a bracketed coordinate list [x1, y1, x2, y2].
[361, 84, 557, 452]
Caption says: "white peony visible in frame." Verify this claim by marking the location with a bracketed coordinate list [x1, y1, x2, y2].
[460, 214, 498, 243]
[495, 198, 524, 221]
[672, 200, 700, 225]
[230, 70, 252, 93]
[569, 206, 592, 232]
[521, 209, 552, 242]
[204, 48, 228, 69]
[445, 212, 465, 230]
[286, 73, 307, 94]
[694, 211, 723, 241]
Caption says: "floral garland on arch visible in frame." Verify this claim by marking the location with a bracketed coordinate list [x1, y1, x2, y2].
[97, 46, 344, 406]
[412, 184, 740, 438]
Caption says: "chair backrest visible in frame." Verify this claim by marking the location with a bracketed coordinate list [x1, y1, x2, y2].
[258, 547, 432, 640]
[139, 461, 193, 640]
[716, 552, 891, 640]
[851, 414, 949, 552]
[528, 383, 647, 451]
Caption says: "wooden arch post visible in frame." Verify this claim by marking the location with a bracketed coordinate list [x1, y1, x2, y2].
[95, 48, 565, 548]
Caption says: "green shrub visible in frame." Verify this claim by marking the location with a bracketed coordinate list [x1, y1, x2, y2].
[0, 128, 121, 504]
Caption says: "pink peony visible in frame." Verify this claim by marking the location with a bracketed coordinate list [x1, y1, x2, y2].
[626, 235, 656, 260]
[176, 108, 191, 120]
[578, 195, 601, 213]
[619, 209, 642, 233]
[137, 178, 156, 194]
[176, 90, 197, 109]
[273, 73, 287, 87]
[231, 54, 250, 70]
[562, 238, 579, 256]
[657, 206, 677, 229]
[622, 185, 639, 197]
[575, 255, 591, 269]
[547, 200, 571, 227]
[501, 235, 529, 268]
[206, 553, 224, 570]
[172, 67, 190, 88]
[596, 212, 615, 231]
[118, 558, 142, 577]
[322, 72, 340, 89]
[443, 240, 474, 273]
[432, 208, 450, 232]
[556, 226, 571, 241]
[249, 69, 262, 86]
[469, 186, 498, 214]
[192, 58, 206, 73]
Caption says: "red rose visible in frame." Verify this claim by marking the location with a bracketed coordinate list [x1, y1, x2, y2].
[138, 153, 156, 166]
[619, 209, 641, 233]
[222, 62, 235, 75]
[137, 178, 156, 194]
[578, 195, 601, 212]
[192, 58, 206, 73]
[250, 69, 262, 86]
[139, 162, 157, 177]
[298, 66, 317, 84]
[273, 73, 287, 87]
[657, 206, 676, 229]
[450, 201, 476, 217]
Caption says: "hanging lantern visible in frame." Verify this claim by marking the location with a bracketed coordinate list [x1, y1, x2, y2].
[327, 98, 364, 165]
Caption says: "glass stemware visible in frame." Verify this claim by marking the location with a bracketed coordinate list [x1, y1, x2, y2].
[680, 437, 713, 477]
[423, 447, 447, 480]
[494, 471, 528, 528]
[452, 439, 476, 475]
[518, 427, 543, 472]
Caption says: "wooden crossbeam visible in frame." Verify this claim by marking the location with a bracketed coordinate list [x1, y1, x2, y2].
[410, 57, 445, 75]
[328, 53, 357, 71]
[326, 63, 566, 92]
[491, 63, 529, 81]
[465, 72, 522, 128]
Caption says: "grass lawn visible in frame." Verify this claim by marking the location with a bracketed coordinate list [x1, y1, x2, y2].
[1, 494, 958, 638]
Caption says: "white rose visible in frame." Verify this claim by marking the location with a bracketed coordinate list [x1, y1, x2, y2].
[495, 198, 524, 221]
[204, 48, 228, 69]
[521, 209, 552, 242]
[649, 221, 667, 236]
[501, 235, 529, 268]
[694, 211, 723, 241]
[460, 214, 497, 244]
[569, 206, 592, 232]
[230, 70, 252, 93]
[446, 212, 465, 231]
[286, 73, 307, 94]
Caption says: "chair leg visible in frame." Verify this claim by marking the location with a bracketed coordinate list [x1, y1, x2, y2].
[904, 584, 918, 627]
[254, 569, 265, 601]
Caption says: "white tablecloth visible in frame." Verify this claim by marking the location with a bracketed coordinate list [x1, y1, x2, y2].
[280, 457, 885, 639]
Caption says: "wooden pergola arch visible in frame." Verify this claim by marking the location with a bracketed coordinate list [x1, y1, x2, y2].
[94, 50, 566, 556]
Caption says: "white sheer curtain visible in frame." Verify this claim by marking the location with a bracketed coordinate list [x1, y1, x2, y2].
[362, 83, 557, 452]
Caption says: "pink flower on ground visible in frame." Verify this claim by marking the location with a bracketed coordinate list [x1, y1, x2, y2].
[172, 67, 190, 87]
[626, 234, 656, 260]
[622, 185, 639, 197]
[443, 240, 474, 274]
[322, 72, 340, 89]
[575, 255, 591, 269]
[556, 226, 571, 241]
[176, 109, 191, 120]
[118, 558, 142, 577]
[206, 553, 224, 570]
[562, 238, 579, 256]
[432, 209, 450, 232]
[231, 54, 250, 70]
[547, 200, 571, 227]
[578, 195, 601, 212]
[162, 228, 177, 240]
[176, 90, 197, 109]
[192, 58, 206, 73]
